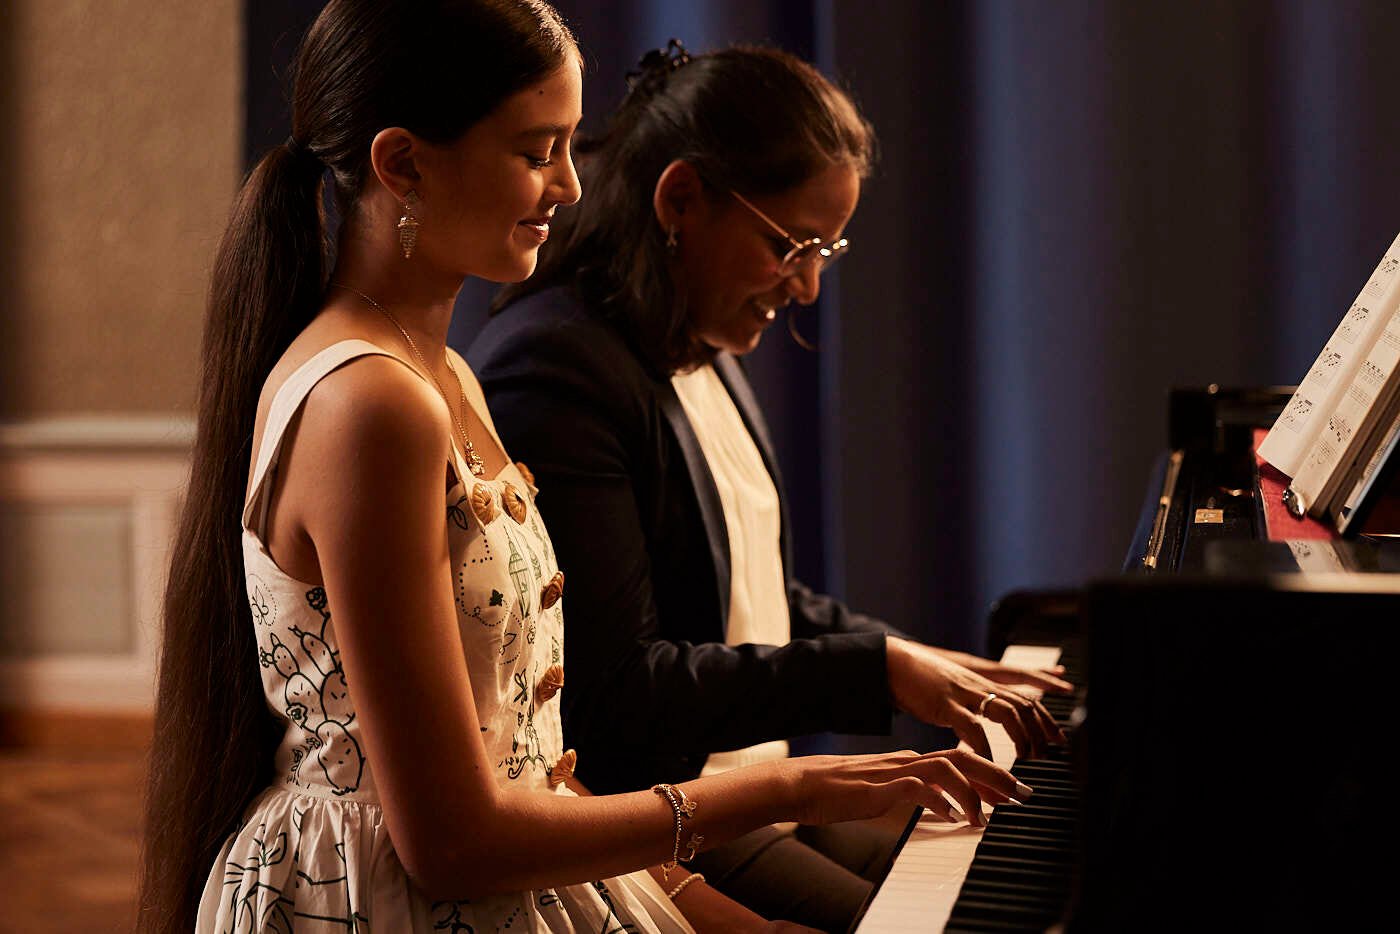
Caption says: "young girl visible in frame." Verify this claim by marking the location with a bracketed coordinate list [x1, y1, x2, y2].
[138, 4, 1025, 932]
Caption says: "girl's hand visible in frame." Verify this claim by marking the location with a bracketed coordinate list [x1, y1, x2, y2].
[779, 747, 1031, 828]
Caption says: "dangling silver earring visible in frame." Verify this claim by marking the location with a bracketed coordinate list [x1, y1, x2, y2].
[398, 190, 421, 259]
[665, 226, 678, 256]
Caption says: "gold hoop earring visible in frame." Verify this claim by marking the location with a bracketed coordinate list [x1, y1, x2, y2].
[786, 307, 819, 352]
[398, 190, 421, 259]
[665, 226, 678, 256]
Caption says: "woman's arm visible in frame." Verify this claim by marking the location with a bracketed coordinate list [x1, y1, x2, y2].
[288, 356, 1022, 901]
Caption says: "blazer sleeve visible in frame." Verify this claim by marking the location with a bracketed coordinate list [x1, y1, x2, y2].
[470, 315, 896, 760]
[788, 579, 911, 642]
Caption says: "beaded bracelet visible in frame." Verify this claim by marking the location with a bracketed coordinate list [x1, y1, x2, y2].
[651, 783, 704, 881]
[667, 872, 705, 900]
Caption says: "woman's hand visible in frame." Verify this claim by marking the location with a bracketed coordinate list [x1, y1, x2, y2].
[779, 748, 1031, 828]
[931, 647, 1073, 695]
[885, 637, 1066, 761]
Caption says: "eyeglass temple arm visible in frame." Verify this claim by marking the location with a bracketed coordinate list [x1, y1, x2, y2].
[728, 189, 800, 247]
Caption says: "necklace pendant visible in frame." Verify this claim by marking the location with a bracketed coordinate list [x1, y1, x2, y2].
[464, 440, 487, 477]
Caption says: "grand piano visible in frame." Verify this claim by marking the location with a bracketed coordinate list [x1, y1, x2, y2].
[854, 386, 1400, 932]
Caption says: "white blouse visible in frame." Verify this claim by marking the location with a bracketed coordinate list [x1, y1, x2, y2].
[671, 362, 791, 773]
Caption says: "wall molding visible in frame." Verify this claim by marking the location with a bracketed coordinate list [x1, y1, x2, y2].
[0, 414, 193, 714]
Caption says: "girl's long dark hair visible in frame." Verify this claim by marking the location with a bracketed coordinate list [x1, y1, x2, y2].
[496, 44, 876, 374]
[137, 2, 574, 931]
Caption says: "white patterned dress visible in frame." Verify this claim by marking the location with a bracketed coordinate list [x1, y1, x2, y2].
[197, 340, 691, 933]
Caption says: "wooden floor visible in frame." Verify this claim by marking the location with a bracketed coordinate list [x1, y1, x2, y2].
[0, 747, 145, 932]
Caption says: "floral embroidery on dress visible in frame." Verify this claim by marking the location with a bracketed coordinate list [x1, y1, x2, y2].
[247, 574, 277, 628]
[254, 585, 364, 795]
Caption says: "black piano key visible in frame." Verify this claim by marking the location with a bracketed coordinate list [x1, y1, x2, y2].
[946, 921, 1041, 933]
[947, 896, 1061, 920]
[932, 635, 1082, 933]
[960, 862, 1063, 886]
[988, 809, 1075, 830]
[956, 885, 1065, 914]
[973, 839, 1074, 862]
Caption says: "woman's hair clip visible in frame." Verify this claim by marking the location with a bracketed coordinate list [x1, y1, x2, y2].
[626, 38, 691, 92]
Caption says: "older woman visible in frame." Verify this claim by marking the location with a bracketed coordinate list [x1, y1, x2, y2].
[468, 42, 1066, 930]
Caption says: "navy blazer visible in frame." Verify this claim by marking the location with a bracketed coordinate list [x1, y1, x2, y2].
[467, 287, 899, 794]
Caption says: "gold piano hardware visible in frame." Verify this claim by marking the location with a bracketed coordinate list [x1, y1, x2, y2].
[1143, 450, 1185, 569]
[1194, 508, 1225, 524]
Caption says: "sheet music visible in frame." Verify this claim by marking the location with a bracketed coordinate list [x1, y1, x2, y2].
[1289, 303, 1400, 515]
[1259, 232, 1400, 477]
[856, 644, 1062, 933]
[1286, 540, 1347, 573]
[1342, 388, 1400, 515]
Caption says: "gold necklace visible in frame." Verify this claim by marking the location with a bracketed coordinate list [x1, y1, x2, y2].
[330, 283, 487, 477]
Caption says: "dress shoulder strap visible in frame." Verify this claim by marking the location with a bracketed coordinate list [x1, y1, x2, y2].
[241, 339, 420, 535]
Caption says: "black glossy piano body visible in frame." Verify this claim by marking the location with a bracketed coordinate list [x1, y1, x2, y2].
[959, 387, 1400, 931]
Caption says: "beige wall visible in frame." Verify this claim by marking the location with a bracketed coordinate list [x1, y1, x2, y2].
[0, 2, 241, 711]
[4, 0, 242, 417]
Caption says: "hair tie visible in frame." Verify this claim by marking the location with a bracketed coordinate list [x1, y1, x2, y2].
[626, 38, 691, 93]
[284, 135, 321, 169]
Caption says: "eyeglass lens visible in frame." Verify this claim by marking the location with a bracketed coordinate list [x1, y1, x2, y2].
[781, 240, 848, 276]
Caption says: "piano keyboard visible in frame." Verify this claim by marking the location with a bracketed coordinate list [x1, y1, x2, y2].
[856, 644, 1079, 933]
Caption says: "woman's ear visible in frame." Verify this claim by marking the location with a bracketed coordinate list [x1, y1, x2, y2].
[368, 127, 423, 201]
[652, 159, 708, 234]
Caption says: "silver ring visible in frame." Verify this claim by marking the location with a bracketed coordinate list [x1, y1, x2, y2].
[977, 693, 997, 717]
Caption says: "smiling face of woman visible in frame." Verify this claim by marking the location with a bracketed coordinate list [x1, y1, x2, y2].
[672, 162, 860, 357]
[412, 61, 584, 283]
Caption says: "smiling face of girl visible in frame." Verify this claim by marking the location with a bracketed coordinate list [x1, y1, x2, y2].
[412, 61, 584, 283]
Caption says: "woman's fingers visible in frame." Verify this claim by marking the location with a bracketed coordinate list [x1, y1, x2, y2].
[971, 683, 1065, 759]
[1025, 695, 1067, 745]
[948, 705, 994, 760]
[1010, 690, 1065, 747]
[1002, 666, 1074, 694]
[983, 696, 1037, 759]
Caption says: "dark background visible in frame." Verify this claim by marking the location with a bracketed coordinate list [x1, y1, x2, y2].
[246, 1, 1400, 749]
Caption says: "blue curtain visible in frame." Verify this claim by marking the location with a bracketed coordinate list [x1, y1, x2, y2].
[246, 1, 1400, 750]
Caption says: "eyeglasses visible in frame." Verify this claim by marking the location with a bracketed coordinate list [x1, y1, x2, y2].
[728, 189, 850, 278]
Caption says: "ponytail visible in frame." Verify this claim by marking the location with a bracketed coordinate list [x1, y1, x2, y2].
[137, 144, 325, 934]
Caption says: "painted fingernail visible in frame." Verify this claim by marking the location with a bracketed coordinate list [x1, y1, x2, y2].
[1014, 782, 1033, 799]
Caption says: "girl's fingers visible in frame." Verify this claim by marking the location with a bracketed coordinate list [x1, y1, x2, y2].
[938, 748, 1027, 801]
[919, 759, 984, 827]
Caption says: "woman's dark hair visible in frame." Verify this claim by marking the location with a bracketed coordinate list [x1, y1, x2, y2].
[496, 44, 875, 374]
[137, 2, 574, 930]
